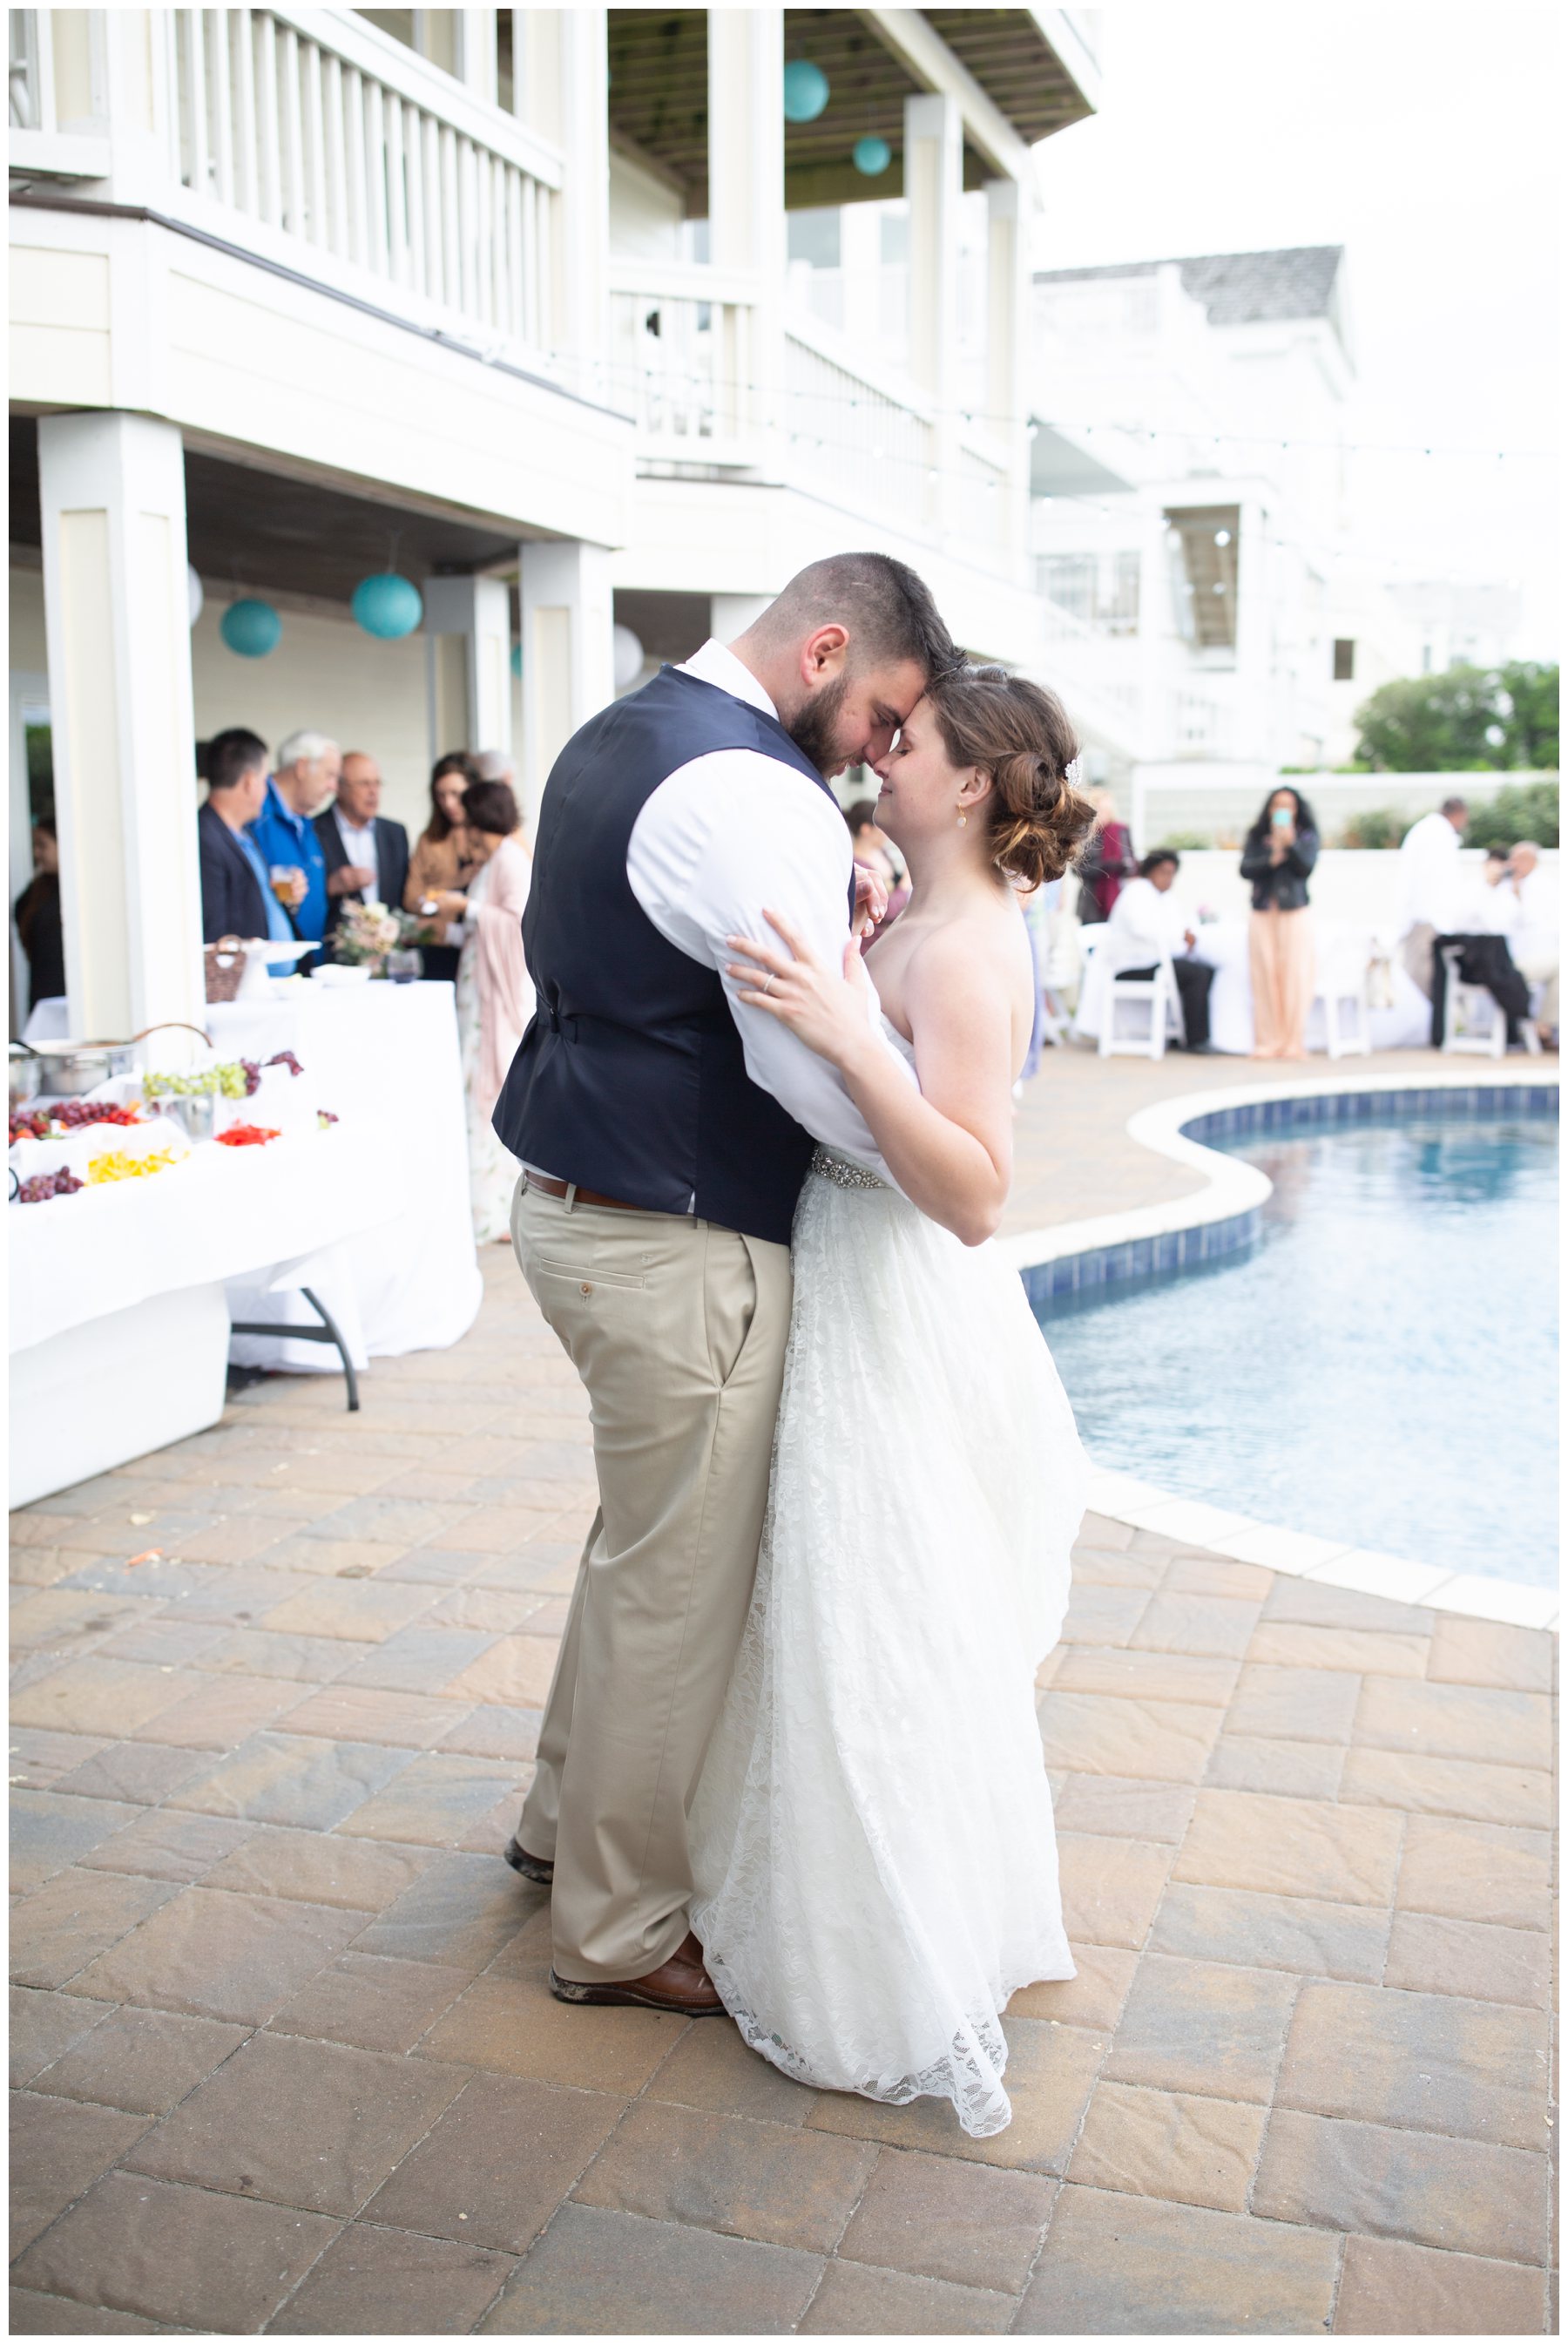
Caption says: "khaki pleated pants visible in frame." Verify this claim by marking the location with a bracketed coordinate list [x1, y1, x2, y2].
[510, 1177, 793, 1983]
[1249, 905, 1315, 1057]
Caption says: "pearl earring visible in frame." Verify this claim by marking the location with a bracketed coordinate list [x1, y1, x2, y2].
[956, 811, 967, 827]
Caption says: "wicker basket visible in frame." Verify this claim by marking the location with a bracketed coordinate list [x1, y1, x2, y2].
[203, 936, 247, 1005]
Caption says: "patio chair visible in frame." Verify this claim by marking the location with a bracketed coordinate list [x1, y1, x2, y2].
[1098, 962, 1175, 1060]
[1438, 944, 1508, 1059]
[1313, 927, 1373, 1060]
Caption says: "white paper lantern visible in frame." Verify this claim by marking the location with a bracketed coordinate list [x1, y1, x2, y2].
[612, 624, 645, 692]
[187, 566, 204, 627]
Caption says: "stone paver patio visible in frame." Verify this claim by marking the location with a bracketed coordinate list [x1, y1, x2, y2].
[10, 1048, 1558, 2334]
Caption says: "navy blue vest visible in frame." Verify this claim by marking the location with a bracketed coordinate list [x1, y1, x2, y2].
[492, 665, 847, 1246]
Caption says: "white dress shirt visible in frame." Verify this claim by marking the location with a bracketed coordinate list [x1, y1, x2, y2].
[1103, 876, 1189, 976]
[624, 639, 911, 1186]
[1466, 871, 1521, 938]
[333, 809, 379, 903]
[1397, 810, 1464, 935]
[1514, 864, 1558, 965]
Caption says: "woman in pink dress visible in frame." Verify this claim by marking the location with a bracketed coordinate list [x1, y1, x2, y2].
[429, 776, 534, 1241]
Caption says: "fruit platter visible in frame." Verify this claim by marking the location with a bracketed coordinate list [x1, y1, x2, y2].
[10, 1046, 339, 1205]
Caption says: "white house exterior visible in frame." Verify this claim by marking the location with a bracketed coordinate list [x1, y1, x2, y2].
[8, 4, 1098, 1047]
[1026, 245, 1414, 839]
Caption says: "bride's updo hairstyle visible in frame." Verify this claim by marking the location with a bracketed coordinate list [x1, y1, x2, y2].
[927, 664, 1096, 887]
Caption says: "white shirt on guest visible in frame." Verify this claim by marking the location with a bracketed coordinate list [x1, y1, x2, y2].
[1103, 875, 1188, 976]
[1467, 869, 1521, 938]
[1514, 864, 1558, 965]
[332, 808, 380, 904]
[622, 638, 911, 1189]
[1397, 810, 1464, 935]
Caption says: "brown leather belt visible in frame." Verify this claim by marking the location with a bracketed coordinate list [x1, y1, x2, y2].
[525, 1174, 644, 1214]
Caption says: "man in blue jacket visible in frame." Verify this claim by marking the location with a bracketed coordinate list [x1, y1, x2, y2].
[198, 728, 298, 972]
[247, 728, 341, 954]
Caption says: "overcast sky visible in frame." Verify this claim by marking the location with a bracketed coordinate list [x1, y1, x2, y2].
[1031, 3, 1560, 655]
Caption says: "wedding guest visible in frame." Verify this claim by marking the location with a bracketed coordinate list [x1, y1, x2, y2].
[249, 728, 340, 951]
[843, 797, 909, 931]
[405, 751, 480, 984]
[198, 728, 296, 971]
[314, 749, 410, 943]
[1241, 785, 1319, 1059]
[1075, 788, 1138, 925]
[12, 818, 64, 1012]
[1509, 840, 1558, 1043]
[425, 776, 534, 1241]
[1105, 849, 1215, 1050]
[1396, 796, 1468, 999]
[1018, 876, 1065, 1082]
[1468, 847, 1520, 936]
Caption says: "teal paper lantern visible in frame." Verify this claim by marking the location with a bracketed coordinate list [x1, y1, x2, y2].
[510, 642, 522, 678]
[351, 572, 422, 640]
[220, 598, 281, 658]
[783, 58, 829, 122]
[853, 134, 892, 176]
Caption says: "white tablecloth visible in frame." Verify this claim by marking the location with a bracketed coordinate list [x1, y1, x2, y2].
[206, 980, 483, 1358]
[9, 1125, 383, 1355]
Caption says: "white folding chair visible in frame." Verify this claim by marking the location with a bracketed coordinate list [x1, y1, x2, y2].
[1098, 964, 1173, 1060]
[1439, 945, 1508, 1058]
[1313, 927, 1372, 1060]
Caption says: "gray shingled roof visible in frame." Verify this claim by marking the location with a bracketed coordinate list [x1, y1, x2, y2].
[1035, 246, 1344, 326]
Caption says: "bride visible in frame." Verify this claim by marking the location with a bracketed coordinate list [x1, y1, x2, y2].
[690, 663, 1097, 2138]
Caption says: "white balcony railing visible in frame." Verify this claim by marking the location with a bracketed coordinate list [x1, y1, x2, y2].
[782, 315, 936, 532]
[165, 8, 561, 361]
[1038, 591, 1144, 735]
[607, 263, 760, 459]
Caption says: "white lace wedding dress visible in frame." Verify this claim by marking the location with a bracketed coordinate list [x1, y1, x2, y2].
[691, 1031, 1087, 2137]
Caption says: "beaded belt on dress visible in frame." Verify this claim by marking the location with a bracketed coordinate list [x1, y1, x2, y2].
[810, 1146, 887, 1191]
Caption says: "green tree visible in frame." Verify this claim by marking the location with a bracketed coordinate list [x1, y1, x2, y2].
[1465, 781, 1559, 851]
[1354, 661, 1560, 772]
[1496, 661, 1559, 769]
[1354, 665, 1503, 770]
[1336, 807, 1403, 850]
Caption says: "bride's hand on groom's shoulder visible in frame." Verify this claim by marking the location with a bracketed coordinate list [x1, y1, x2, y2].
[726, 912, 875, 1073]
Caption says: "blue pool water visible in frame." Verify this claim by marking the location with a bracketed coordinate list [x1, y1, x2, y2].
[1035, 1115, 1559, 1587]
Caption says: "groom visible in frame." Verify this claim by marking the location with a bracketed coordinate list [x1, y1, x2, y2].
[492, 554, 956, 2015]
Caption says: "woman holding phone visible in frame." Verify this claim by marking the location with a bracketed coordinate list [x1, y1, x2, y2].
[1240, 785, 1319, 1058]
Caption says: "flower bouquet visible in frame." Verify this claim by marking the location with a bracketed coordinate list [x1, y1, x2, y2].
[331, 900, 427, 976]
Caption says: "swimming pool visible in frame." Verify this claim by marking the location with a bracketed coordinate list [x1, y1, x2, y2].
[1034, 1109, 1559, 1589]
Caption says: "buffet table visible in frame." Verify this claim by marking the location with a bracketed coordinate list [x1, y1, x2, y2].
[9, 1123, 386, 1506]
[206, 979, 482, 1365]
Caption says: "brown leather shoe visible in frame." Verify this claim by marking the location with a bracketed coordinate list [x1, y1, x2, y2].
[550, 1931, 726, 2016]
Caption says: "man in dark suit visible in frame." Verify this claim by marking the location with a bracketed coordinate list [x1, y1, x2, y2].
[198, 728, 294, 952]
[314, 750, 410, 943]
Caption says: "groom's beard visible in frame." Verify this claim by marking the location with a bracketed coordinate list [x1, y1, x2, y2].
[785, 674, 851, 781]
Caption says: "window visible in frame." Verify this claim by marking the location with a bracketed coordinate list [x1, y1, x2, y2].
[787, 209, 841, 268]
[1037, 552, 1140, 634]
[1333, 638, 1355, 682]
[1164, 506, 1239, 651]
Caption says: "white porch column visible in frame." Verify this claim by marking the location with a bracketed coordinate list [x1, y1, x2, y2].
[708, 10, 784, 456]
[905, 91, 963, 538]
[986, 176, 1031, 577]
[517, 539, 613, 825]
[37, 412, 203, 1054]
[422, 575, 513, 759]
[525, 7, 609, 404]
